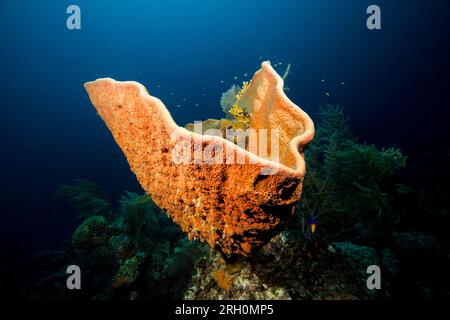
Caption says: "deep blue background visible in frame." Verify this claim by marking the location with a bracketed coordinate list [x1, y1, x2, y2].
[1, 0, 449, 257]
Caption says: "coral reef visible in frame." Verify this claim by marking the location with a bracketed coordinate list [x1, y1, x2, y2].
[185, 231, 365, 300]
[291, 106, 450, 299]
[12, 105, 449, 300]
[21, 181, 208, 300]
[185, 105, 449, 300]
[84, 62, 314, 256]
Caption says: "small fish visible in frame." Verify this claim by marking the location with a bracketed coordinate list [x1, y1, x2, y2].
[170, 92, 174, 96]
[308, 213, 317, 234]
[243, 73, 248, 77]
[274, 63, 279, 67]
[220, 80, 224, 83]
[321, 79, 326, 82]
[341, 81, 345, 85]
[195, 103, 199, 107]
[176, 104, 181, 108]
[284, 87, 290, 92]
[325, 92, 331, 96]
[183, 98, 187, 101]
[156, 84, 161, 88]
[259, 56, 262, 60]
[278, 62, 283, 65]
[234, 76, 238, 80]
[202, 93, 206, 96]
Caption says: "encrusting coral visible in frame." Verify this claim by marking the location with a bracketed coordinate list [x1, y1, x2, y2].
[84, 62, 314, 256]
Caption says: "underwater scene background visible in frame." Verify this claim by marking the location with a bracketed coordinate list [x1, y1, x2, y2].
[1, 0, 449, 300]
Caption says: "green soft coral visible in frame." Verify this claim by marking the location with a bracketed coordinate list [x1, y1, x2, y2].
[300, 105, 407, 237]
[56, 179, 112, 218]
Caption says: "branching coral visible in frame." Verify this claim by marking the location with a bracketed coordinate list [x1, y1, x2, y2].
[228, 81, 251, 129]
[300, 105, 407, 237]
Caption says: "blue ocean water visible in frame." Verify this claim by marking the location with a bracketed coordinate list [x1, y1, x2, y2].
[0, 0, 449, 259]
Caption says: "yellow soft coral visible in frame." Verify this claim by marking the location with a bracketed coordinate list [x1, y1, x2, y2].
[229, 104, 251, 131]
[229, 103, 246, 119]
[229, 81, 251, 126]
[235, 81, 250, 100]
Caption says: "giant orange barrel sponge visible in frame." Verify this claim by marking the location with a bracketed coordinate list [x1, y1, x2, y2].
[85, 62, 314, 256]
